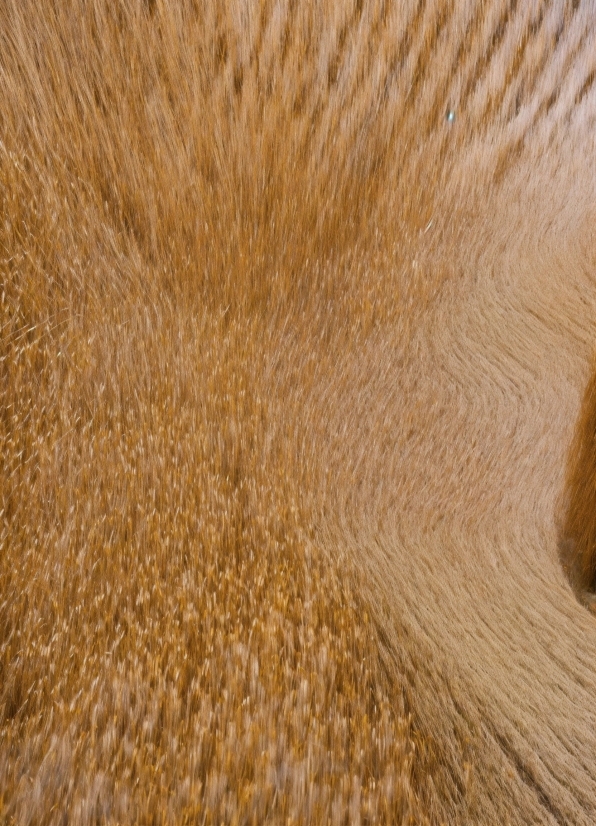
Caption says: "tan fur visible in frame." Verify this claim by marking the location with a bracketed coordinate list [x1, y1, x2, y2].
[2, 1, 596, 823]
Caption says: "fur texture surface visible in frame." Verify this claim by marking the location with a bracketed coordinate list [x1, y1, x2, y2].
[2, 1, 596, 823]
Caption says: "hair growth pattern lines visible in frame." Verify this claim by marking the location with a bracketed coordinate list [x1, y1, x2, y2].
[2, 1, 596, 824]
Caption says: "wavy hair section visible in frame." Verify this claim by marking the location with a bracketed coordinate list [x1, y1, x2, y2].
[2, 1, 596, 824]
[561, 365, 596, 602]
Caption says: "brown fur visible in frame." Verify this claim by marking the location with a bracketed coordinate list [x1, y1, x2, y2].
[2, 1, 596, 823]
[561, 367, 596, 601]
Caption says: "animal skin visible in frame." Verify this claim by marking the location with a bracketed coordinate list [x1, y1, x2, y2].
[261, 2, 596, 822]
[2, 1, 596, 823]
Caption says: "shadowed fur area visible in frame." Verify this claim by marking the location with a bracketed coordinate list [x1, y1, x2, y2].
[2, 1, 596, 823]
[561, 367, 596, 601]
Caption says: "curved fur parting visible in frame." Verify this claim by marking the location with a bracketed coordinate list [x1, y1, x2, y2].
[303, 186, 596, 823]
[561, 366, 596, 600]
[262, 0, 596, 817]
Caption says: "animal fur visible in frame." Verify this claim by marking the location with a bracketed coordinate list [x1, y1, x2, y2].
[2, 1, 596, 823]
